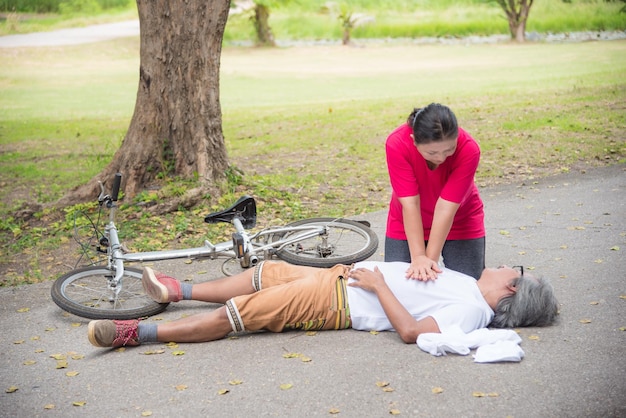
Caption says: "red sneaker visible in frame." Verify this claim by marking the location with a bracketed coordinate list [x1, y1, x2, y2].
[142, 267, 183, 303]
[88, 320, 140, 348]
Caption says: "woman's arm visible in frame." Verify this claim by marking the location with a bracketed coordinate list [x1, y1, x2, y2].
[425, 197, 460, 262]
[348, 266, 441, 344]
[398, 196, 441, 281]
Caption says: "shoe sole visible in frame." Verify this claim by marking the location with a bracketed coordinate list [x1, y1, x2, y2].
[142, 267, 169, 303]
[87, 320, 106, 347]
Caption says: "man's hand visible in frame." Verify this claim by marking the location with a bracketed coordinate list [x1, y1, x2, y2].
[405, 255, 442, 281]
[348, 266, 386, 293]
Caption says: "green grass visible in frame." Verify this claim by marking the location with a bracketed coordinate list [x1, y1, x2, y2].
[0, 2, 625, 285]
[2, 0, 625, 39]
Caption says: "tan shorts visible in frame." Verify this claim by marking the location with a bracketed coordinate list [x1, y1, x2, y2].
[225, 261, 351, 333]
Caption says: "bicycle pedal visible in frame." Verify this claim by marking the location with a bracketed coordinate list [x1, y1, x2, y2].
[232, 233, 245, 258]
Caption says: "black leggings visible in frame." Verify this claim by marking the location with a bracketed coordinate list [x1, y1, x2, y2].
[384, 236, 486, 280]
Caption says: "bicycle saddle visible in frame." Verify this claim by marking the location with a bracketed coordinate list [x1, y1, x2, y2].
[204, 195, 257, 229]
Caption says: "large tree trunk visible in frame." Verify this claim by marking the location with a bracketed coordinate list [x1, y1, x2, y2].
[58, 0, 231, 207]
[496, 0, 534, 43]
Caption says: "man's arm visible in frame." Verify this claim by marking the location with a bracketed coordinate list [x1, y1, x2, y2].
[348, 266, 440, 344]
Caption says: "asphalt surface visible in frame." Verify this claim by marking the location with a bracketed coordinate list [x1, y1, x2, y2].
[1, 23, 625, 418]
[1, 165, 624, 417]
[0, 20, 139, 48]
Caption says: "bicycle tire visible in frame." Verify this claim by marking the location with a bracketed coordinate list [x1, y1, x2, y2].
[51, 266, 168, 320]
[275, 218, 378, 267]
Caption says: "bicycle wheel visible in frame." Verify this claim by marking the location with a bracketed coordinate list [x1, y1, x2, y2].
[275, 218, 378, 267]
[51, 266, 168, 320]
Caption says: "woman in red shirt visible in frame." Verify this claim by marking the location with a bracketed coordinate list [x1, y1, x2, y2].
[385, 103, 485, 281]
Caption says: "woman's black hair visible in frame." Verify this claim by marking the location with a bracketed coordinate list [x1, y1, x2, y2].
[407, 103, 459, 145]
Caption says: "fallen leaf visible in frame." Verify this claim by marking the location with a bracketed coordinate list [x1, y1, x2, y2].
[71, 323, 81, 327]
[43, 404, 55, 409]
[66, 371, 79, 377]
[45, 327, 56, 332]
[17, 308, 30, 313]
[141, 350, 165, 355]
[382, 387, 395, 392]
[166, 342, 179, 348]
[589, 301, 599, 305]
[23, 360, 36, 365]
[594, 259, 603, 264]
[528, 335, 540, 341]
[72, 401, 86, 407]
[610, 246, 620, 251]
[329, 408, 340, 414]
[141, 411, 152, 416]
[488, 392, 499, 397]
[376, 381, 390, 388]
[217, 389, 229, 395]
[50, 354, 66, 360]
[280, 383, 293, 390]
[472, 392, 487, 397]
[174, 384, 188, 391]
[301, 356, 312, 363]
[369, 330, 379, 335]
[560, 245, 568, 249]
[389, 409, 401, 415]
[432, 387, 444, 394]
[305, 331, 317, 336]
[282, 352, 301, 359]
[579, 319, 592, 324]
[229, 380, 243, 386]
[499, 230, 510, 236]
[56, 360, 68, 369]
[13, 340, 24, 344]
[6, 386, 18, 393]
[171, 351, 185, 356]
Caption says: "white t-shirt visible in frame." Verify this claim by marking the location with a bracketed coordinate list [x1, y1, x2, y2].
[346, 261, 494, 334]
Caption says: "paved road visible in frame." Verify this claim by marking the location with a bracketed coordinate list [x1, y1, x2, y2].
[0, 20, 139, 48]
[1, 164, 624, 417]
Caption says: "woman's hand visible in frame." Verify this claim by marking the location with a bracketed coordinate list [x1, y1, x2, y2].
[405, 255, 442, 281]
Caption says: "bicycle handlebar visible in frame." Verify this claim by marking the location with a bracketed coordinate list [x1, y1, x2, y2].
[111, 173, 122, 202]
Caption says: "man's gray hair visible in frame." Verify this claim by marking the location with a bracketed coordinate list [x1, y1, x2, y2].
[491, 275, 559, 328]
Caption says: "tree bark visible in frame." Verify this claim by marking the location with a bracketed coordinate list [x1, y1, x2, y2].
[58, 0, 231, 207]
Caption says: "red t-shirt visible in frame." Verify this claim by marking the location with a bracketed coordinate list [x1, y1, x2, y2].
[385, 124, 485, 241]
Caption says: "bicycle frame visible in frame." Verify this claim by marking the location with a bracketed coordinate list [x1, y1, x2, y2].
[103, 199, 328, 288]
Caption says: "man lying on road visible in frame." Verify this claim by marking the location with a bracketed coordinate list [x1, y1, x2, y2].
[87, 260, 558, 348]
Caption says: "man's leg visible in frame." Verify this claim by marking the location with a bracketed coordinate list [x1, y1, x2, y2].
[88, 306, 233, 347]
[143, 266, 256, 304]
[156, 307, 232, 343]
